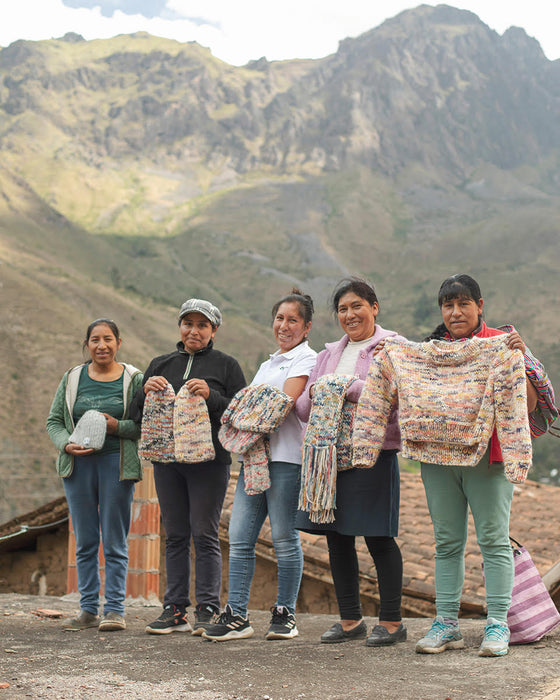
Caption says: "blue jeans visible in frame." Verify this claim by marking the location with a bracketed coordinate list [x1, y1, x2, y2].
[228, 461, 303, 616]
[63, 452, 135, 616]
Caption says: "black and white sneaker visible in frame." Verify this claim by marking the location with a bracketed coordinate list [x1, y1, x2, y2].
[265, 605, 299, 640]
[145, 604, 191, 635]
[191, 604, 219, 636]
[201, 604, 254, 641]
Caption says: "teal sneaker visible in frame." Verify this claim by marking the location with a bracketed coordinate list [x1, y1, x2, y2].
[415, 616, 465, 654]
[478, 618, 510, 657]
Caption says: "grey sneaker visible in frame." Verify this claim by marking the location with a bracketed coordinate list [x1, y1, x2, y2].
[415, 616, 465, 654]
[63, 610, 99, 631]
[478, 618, 510, 657]
[98, 612, 126, 631]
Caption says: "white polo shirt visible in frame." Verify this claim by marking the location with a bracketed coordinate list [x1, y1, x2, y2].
[250, 340, 317, 465]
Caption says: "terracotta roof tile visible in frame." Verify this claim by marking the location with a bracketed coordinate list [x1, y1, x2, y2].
[223, 470, 560, 616]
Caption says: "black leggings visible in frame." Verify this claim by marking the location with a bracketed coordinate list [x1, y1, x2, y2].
[326, 532, 403, 621]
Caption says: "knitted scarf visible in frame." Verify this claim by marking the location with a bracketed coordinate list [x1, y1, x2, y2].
[219, 384, 293, 495]
[173, 384, 215, 463]
[298, 374, 357, 524]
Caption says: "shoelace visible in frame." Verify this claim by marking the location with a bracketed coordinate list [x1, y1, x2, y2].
[427, 619, 447, 636]
[484, 623, 507, 640]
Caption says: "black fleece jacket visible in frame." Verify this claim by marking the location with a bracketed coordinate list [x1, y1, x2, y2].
[130, 340, 246, 465]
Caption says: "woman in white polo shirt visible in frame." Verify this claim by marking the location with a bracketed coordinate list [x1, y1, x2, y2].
[203, 289, 316, 642]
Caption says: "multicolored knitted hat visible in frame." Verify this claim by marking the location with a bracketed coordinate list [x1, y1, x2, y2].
[173, 384, 215, 463]
[139, 382, 176, 462]
[69, 410, 107, 450]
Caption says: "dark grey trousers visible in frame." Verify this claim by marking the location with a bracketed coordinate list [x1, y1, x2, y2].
[153, 460, 230, 610]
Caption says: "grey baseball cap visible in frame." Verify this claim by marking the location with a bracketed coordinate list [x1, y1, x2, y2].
[178, 298, 222, 327]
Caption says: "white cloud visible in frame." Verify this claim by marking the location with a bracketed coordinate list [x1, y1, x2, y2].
[0, 0, 558, 65]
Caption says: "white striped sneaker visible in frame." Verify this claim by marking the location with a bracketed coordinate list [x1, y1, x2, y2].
[201, 604, 254, 641]
[265, 605, 299, 640]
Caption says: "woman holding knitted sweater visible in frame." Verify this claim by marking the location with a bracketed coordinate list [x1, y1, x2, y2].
[131, 299, 246, 636]
[415, 273, 540, 657]
[46, 319, 144, 632]
[295, 277, 407, 648]
[203, 289, 316, 642]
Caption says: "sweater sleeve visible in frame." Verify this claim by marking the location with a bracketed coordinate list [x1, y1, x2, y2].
[46, 374, 71, 452]
[206, 356, 246, 419]
[115, 371, 144, 440]
[294, 353, 322, 422]
[345, 379, 365, 403]
[352, 348, 397, 468]
[493, 349, 533, 483]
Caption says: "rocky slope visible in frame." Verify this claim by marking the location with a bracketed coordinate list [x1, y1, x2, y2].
[1, 4, 559, 520]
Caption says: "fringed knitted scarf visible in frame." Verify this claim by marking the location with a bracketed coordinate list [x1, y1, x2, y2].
[219, 384, 293, 495]
[139, 382, 214, 463]
[298, 374, 357, 524]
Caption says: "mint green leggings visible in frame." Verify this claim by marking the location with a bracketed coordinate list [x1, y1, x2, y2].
[421, 451, 514, 621]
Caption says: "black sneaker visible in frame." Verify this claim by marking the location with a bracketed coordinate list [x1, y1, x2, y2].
[191, 604, 219, 636]
[145, 604, 192, 635]
[201, 604, 254, 641]
[265, 605, 298, 640]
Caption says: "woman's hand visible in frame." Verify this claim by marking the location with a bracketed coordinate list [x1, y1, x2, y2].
[65, 443, 95, 456]
[185, 378, 210, 400]
[103, 413, 119, 435]
[144, 376, 169, 394]
[372, 339, 386, 357]
[505, 331, 526, 354]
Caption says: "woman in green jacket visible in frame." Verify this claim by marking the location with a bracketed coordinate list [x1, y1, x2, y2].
[46, 319, 143, 632]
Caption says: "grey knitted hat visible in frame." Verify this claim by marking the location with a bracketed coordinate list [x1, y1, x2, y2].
[69, 410, 107, 450]
[178, 298, 222, 328]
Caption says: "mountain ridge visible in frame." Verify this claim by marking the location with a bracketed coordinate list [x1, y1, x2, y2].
[1, 4, 559, 520]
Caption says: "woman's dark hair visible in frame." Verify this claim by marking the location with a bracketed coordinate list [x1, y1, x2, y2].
[84, 318, 121, 347]
[271, 288, 314, 325]
[425, 274, 483, 340]
[331, 277, 379, 315]
[437, 274, 482, 307]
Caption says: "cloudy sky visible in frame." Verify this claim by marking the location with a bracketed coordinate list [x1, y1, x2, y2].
[1, 0, 558, 65]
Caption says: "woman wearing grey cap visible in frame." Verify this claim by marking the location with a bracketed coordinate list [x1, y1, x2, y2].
[131, 299, 246, 636]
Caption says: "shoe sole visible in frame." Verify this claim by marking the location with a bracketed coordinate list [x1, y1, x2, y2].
[202, 627, 254, 641]
[415, 639, 465, 654]
[478, 647, 509, 657]
[266, 629, 299, 640]
[321, 632, 367, 644]
[63, 623, 99, 631]
[191, 625, 212, 637]
[98, 623, 126, 631]
[145, 623, 192, 635]
[366, 635, 407, 647]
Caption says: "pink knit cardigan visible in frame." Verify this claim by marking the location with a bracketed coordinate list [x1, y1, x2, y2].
[295, 324, 402, 452]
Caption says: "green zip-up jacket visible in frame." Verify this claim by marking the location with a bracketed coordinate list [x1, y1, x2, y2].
[46, 362, 144, 481]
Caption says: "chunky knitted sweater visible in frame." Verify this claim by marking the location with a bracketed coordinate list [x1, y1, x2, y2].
[353, 336, 532, 483]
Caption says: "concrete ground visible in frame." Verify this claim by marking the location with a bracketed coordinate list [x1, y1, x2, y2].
[1, 594, 560, 700]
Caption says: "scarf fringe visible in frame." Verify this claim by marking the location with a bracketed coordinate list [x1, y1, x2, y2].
[298, 444, 338, 524]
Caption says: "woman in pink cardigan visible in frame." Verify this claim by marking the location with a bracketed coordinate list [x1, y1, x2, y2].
[295, 277, 406, 647]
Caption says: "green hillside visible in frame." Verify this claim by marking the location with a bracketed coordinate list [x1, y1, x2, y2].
[1, 6, 559, 521]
